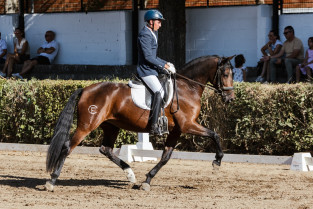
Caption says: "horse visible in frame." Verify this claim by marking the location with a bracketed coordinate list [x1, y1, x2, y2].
[45, 55, 235, 192]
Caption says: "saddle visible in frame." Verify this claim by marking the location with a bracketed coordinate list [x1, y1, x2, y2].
[128, 74, 173, 110]
[128, 74, 174, 135]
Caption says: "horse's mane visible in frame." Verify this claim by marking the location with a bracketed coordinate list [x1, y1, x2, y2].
[178, 55, 219, 78]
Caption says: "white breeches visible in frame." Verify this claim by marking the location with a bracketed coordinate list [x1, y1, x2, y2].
[141, 75, 164, 98]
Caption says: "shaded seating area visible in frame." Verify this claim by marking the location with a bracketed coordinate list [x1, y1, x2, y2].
[0, 64, 136, 80]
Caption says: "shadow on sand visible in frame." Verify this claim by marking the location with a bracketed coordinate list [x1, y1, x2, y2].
[0, 174, 129, 190]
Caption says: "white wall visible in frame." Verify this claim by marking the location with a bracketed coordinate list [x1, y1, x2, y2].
[0, 14, 18, 53]
[23, 11, 133, 65]
[1, 7, 313, 66]
[186, 5, 272, 67]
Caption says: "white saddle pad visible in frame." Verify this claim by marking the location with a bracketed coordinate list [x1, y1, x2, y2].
[128, 79, 173, 110]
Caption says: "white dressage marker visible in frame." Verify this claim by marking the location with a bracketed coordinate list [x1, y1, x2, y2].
[118, 133, 157, 163]
[290, 152, 313, 172]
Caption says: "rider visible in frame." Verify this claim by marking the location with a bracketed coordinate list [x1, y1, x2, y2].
[137, 9, 176, 135]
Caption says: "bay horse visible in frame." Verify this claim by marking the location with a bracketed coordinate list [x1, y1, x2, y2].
[45, 55, 235, 191]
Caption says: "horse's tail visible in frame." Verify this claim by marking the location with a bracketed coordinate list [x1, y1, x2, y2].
[46, 88, 83, 173]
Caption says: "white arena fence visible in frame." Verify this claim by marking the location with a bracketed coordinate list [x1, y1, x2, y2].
[2, 136, 313, 171]
[0, 133, 293, 165]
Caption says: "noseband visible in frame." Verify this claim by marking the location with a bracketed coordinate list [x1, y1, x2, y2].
[214, 58, 234, 95]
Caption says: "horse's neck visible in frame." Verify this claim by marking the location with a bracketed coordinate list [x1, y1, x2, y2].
[177, 77, 205, 99]
[181, 65, 215, 86]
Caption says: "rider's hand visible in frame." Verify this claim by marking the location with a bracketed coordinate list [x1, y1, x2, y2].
[166, 62, 176, 74]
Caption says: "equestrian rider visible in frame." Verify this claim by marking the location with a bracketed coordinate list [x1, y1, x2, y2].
[137, 9, 176, 135]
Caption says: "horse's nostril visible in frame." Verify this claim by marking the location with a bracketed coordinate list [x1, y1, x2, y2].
[227, 97, 234, 103]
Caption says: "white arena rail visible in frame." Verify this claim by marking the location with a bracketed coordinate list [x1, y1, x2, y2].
[0, 138, 297, 166]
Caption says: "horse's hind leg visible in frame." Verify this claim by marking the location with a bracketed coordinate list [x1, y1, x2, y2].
[45, 128, 89, 191]
[99, 123, 136, 183]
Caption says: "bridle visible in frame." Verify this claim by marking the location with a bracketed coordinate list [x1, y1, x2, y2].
[170, 57, 234, 113]
[214, 58, 234, 97]
[175, 57, 234, 95]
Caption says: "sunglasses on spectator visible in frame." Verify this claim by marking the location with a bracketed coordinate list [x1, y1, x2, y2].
[45, 34, 52, 37]
[283, 31, 291, 35]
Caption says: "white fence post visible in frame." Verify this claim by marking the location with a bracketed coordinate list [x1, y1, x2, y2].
[134, 133, 157, 162]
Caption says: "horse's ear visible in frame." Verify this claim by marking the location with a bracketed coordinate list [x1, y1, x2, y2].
[220, 55, 235, 65]
[227, 55, 236, 61]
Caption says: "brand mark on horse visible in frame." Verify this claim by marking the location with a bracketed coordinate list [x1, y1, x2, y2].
[88, 105, 98, 114]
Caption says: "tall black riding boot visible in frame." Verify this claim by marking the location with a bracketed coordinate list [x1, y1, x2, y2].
[150, 91, 162, 135]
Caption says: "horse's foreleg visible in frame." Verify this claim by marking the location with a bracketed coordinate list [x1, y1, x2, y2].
[141, 128, 180, 191]
[207, 129, 224, 167]
[141, 146, 174, 191]
[99, 123, 136, 183]
[185, 123, 224, 167]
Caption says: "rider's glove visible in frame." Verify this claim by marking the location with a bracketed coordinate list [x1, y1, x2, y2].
[166, 62, 176, 74]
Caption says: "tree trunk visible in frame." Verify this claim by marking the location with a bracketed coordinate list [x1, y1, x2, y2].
[158, 0, 186, 69]
[18, 0, 25, 30]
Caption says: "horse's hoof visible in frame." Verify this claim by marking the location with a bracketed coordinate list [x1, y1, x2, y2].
[140, 183, 151, 191]
[124, 168, 136, 183]
[212, 160, 221, 170]
[44, 181, 54, 192]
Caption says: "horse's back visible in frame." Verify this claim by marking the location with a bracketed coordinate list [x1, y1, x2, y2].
[77, 81, 130, 116]
[82, 81, 129, 97]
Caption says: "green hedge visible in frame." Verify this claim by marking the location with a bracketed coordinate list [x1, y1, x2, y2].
[194, 82, 313, 155]
[0, 79, 137, 147]
[1, 79, 313, 155]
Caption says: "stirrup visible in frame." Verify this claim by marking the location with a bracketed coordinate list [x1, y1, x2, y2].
[150, 124, 162, 136]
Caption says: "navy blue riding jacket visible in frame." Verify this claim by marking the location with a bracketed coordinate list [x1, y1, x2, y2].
[137, 26, 167, 77]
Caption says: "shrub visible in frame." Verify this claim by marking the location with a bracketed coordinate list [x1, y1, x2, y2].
[1, 79, 313, 155]
[0, 79, 137, 146]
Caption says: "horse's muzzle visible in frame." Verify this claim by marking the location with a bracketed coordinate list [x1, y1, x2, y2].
[225, 97, 235, 103]
[222, 92, 235, 103]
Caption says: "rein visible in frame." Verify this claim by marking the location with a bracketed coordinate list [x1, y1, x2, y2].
[175, 73, 218, 92]
[170, 74, 180, 114]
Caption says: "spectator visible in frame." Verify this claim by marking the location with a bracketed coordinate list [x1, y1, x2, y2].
[256, 30, 282, 83]
[0, 28, 30, 78]
[233, 54, 247, 82]
[296, 37, 313, 82]
[0, 32, 7, 64]
[12, 30, 59, 79]
[269, 26, 304, 83]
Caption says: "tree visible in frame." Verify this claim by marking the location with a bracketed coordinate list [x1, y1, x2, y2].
[158, 0, 186, 69]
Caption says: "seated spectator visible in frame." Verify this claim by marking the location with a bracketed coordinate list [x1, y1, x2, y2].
[255, 30, 282, 83]
[0, 28, 30, 78]
[296, 37, 313, 82]
[233, 54, 247, 82]
[12, 30, 59, 79]
[0, 32, 8, 64]
[268, 26, 304, 83]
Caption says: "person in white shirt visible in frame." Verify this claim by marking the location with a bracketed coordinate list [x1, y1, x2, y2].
[12, 30, 59, 79]
[256, 30, 283, 83]
[0, 32, 7, 64]
[0, 28, 30, 78]
[233, 54, 247, 82]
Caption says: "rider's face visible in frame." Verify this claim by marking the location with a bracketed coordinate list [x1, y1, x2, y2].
[150, 20, 162, 31]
